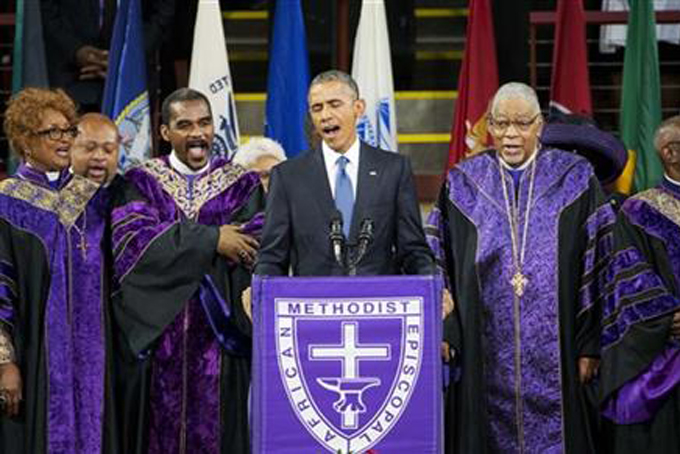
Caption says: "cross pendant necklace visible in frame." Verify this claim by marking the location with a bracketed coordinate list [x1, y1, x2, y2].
[499, 155, 537, 298]
[511, 271, 529, 298]
[71, 213, 88, 260]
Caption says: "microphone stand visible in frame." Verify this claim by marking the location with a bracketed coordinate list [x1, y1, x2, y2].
[329, 211, 346, 270]
[347, 218, 373, 276]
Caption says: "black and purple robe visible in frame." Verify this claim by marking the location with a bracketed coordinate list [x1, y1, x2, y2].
[427, 148, 609, 453]
[111, 156, 264, 454]
[599, 179, 680, 453]
[0, 165, 112, 453]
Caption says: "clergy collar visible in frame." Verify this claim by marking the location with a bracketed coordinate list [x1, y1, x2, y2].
[663, 173, 680, 197]
[322, 137, 360, 165]
[498, 146, 540, 171]
[169, 150, 210, 176]
[26, 161, 61, 182]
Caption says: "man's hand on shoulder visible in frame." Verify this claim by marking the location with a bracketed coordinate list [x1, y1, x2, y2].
[217, 224, 259, 266]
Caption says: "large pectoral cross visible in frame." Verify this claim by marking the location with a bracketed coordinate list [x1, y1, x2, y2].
[510, 271, 528, 297]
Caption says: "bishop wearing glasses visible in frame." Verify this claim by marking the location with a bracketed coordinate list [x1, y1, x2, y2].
[427, 82, 612, 454]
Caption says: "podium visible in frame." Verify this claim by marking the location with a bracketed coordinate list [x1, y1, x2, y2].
[252, 275, 443, 453]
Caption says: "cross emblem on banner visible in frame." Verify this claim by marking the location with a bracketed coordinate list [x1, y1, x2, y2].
[309, 322, 391, 429]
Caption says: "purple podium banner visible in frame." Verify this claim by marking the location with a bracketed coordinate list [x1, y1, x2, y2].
[252, 275, 443, 454]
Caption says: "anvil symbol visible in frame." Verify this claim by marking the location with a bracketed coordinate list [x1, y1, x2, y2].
[317, 377, 381, 429]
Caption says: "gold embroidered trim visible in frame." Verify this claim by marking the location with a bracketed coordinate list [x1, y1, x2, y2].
[140, 160, 248, 220]
[0, 176, 99, 228]
[635, 188, 680, 230]
[0, 325, 14, 364]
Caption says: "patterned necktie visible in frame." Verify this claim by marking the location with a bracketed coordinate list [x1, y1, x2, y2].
[334, 156, 354, 237]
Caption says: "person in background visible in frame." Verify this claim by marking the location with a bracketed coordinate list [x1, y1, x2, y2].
[599, 115, 680, 454]
[71, 112, 120, 185]
[0, 87, 115, 453]
[232, 136, 286, 192]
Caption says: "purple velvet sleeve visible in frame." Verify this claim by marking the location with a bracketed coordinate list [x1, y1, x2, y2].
[111, 199, 179, 284]
[579, 203, 616, 316]
[0, 259, 17, 326]
[239, 212, 264, 238]
[603, 345, 680, 424]
[424, 205, 447, 283]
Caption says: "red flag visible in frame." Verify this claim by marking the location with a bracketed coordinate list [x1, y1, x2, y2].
[447, 0, 498, 169]
[549, 0, 592, 116]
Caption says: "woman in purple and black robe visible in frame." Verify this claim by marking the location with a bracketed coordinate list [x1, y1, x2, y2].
[110, 88, 264, 454]
[600, 117, 680, 453]
[0, 88, 115, 453]
[426, 83, 611, 453]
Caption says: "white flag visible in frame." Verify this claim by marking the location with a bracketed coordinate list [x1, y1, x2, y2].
[351, 0, 398, 152]
[189, 0, 240, 158]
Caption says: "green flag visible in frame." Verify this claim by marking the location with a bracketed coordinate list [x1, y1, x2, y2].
[9, 0, 49, 173]
[619, 0, 663, 192]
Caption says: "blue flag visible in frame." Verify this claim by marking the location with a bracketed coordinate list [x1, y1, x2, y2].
[265, 0, 310, 158]
[102, 0, 152, 169]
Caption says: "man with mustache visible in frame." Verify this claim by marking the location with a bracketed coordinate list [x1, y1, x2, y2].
[110, 88, 264, 454]
[71, 113, 121, 185]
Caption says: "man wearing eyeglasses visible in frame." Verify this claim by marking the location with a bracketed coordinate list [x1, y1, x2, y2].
[72, 113, 121, 185]
[427, 82, 610, 453]
[599, 115, 680, 454]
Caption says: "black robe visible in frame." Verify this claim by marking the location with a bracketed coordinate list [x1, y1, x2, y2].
[427, 149, 609, 453]
[110, 156, 264, 454]
[0, 165, 115, 453]
[600, 181, 680, 453]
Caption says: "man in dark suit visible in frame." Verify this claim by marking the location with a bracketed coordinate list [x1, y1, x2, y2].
[255, 70, 434, 277]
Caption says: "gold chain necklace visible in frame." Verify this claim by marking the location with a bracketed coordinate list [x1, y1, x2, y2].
[499, 156, 537, 297]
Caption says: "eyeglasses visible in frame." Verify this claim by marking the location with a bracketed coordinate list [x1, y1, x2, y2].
[666, 141, 680, 152]
[488, 114, 540, 134]
[34, 126, 79, 141]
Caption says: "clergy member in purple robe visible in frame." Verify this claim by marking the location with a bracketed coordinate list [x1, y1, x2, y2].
[110, 88, 264, 454]
[600, 115, 680, 453]
[426, 82, 609, 453]
[0, 88, 114, 453]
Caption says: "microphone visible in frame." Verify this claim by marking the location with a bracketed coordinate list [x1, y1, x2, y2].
[329, 210, 346, 268]
[356, 218, 374, 261]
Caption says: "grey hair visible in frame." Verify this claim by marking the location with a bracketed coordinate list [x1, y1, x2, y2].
[309, 70, 360, 100]
[232, 137, 287, 168]
[654, 115, 680, 151]
[490, 82, 541, 117]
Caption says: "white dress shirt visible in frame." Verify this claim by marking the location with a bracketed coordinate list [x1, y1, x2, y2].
[169, 150, 210, 176]
[322, 138, 360, 199]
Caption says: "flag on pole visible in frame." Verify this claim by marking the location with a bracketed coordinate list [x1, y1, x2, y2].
[618, 0, 663, 192]
[189, 0, 240, 159]
[447, 0, 498, 168]
[10, 0, 49, 174]
[12, 0, 49, 92]
[265, 0, 310, 158]
[549, 0, 592, 118]
[102, 0, 152, 169]
[351, 0, 398, 152]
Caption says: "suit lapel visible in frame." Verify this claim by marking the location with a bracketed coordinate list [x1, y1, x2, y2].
[351, 143, 381, 241]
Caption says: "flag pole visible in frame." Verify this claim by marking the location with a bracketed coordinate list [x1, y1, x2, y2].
[335, 0, 350, 71]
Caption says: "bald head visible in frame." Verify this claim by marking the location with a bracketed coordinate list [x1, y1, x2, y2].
[72, 113, 120, 184]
